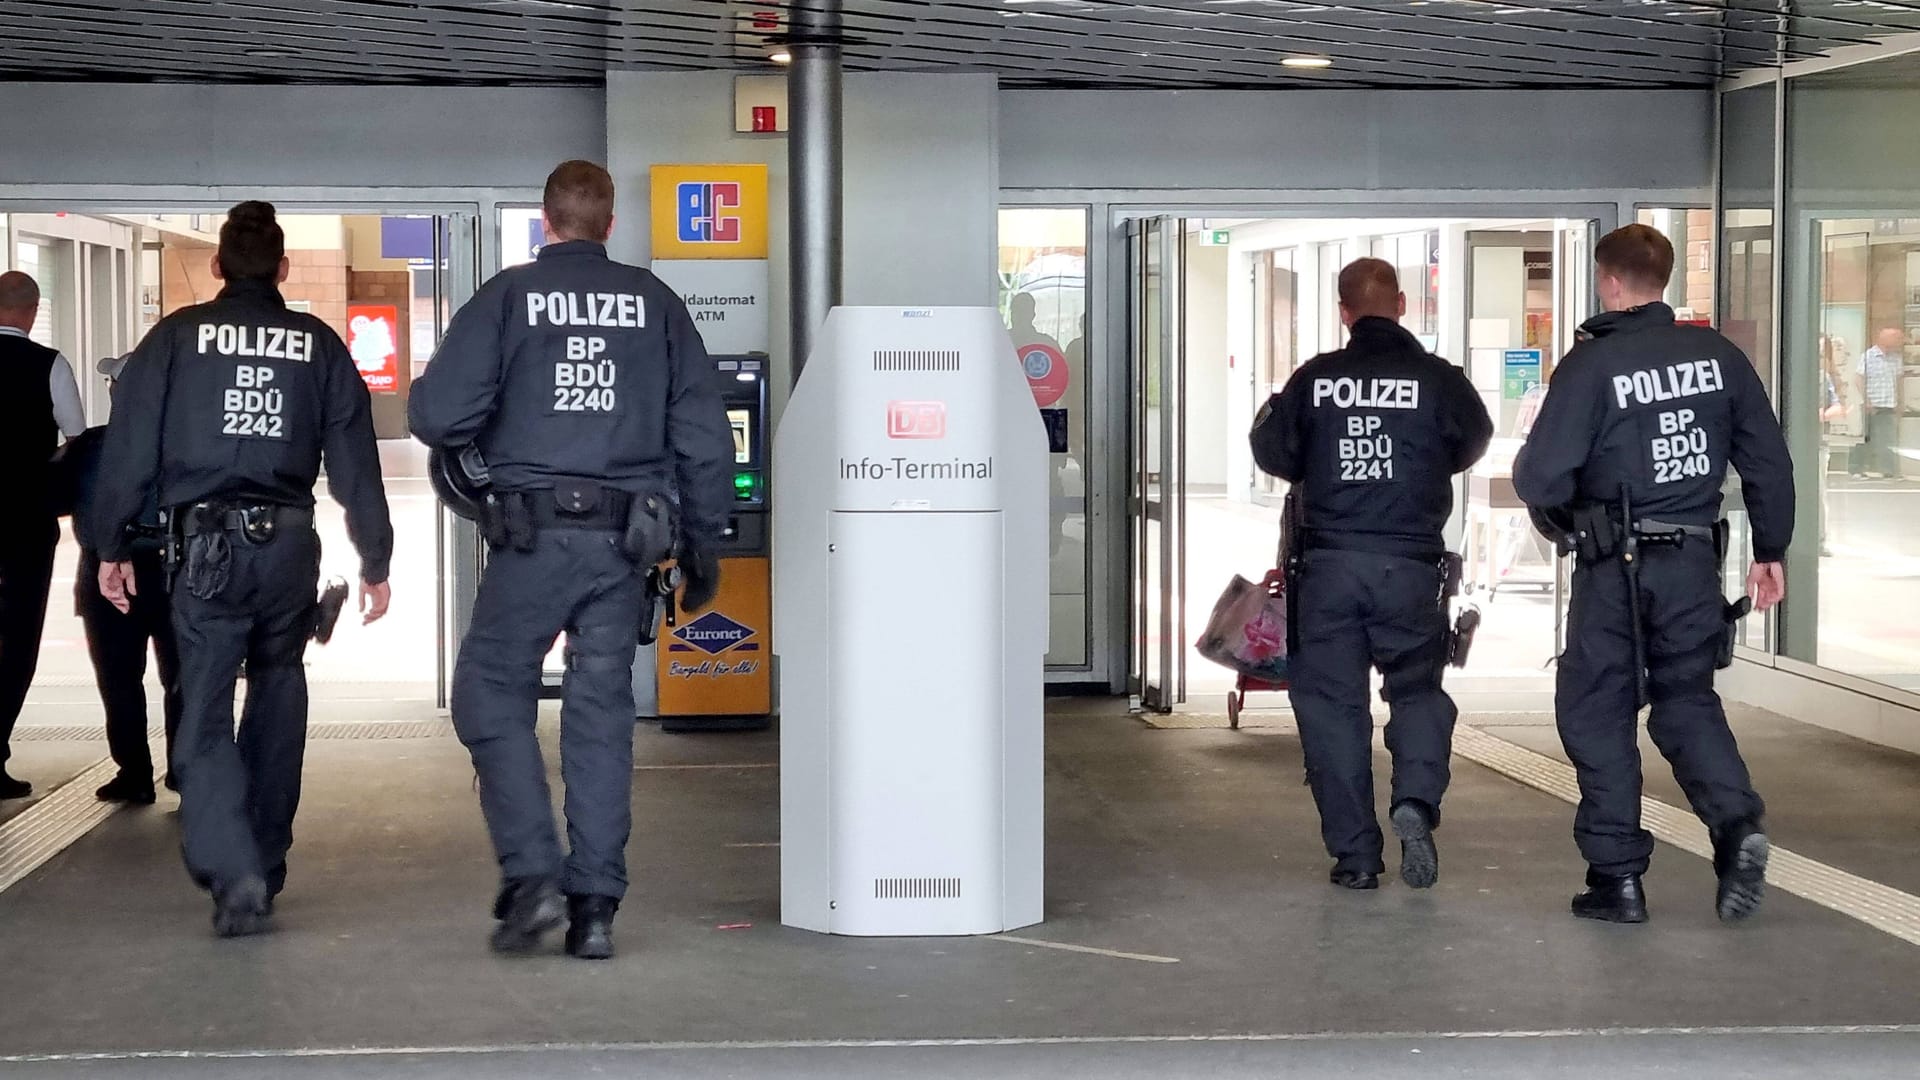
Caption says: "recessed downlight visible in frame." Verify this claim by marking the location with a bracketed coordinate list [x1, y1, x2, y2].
[1281, 56, 1334, 69]
[769, 50, 793, 64]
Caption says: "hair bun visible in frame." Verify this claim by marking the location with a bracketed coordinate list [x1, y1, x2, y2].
[227, 200, 278, 227]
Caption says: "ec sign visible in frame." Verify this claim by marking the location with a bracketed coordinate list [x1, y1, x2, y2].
[651, 164, 768, 260]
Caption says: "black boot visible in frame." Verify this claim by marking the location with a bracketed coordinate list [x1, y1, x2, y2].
[1712, 819, 1769, 923]
[212, 875, 273, 939]
[565, 895, 619, 960]
[96, 772, 157, 805]
[1391, 800, 1439, 890]
[0, 768, 30, 801]
[1329, 867, 1381, 890]
[490, 876, 565, 954]
[1571, 869, 1648, 924]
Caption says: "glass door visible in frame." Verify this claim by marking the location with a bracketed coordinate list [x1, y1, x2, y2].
[1129, 217, 1187, 712]
[433, 212, 481, 706]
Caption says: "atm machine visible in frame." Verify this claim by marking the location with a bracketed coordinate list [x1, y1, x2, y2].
[636, 353, 775, 732]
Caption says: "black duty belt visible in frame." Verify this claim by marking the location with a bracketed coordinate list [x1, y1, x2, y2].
[1632, 518, 1715, 543]
[520, 484, 632, 531]
[176, 502, 314, 540]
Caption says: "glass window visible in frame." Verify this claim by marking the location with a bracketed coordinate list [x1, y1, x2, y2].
[1780, 60, 1920, 687]
[1319, 240, 1347, 352]
[1721, 84, 1778, 399]
[999, 207, 1090, 668]
[1636, 208, 1717, 324]
[500, 207, 544, 268]
[1253, 248, 1299, 499]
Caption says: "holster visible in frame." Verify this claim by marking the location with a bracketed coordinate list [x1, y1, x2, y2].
[311, 577, 350, 644]
[1571, 505, 1621, 564]
[638, 563, 685, 646]
[1440, 552, 1480, 668]
[183, 530, 233, 601]
[500, 492, 534, 552]
[621, 492, 677, 568]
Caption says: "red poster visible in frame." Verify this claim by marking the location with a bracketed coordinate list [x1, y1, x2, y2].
[347, 304, 400, 395]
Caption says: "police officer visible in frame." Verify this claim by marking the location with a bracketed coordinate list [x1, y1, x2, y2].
[92, 201, 394, 937]
[58, 357, 183, 804]
[409, 161, 733, 960]
[1251, 258, 1493, 891]
[1514, 224, 1792, 925]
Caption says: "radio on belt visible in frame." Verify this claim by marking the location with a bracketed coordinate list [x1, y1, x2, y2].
[775, 307, 1048, 936]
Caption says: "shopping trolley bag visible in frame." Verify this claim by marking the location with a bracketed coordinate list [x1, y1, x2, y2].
[1195, 570, 1290, 685]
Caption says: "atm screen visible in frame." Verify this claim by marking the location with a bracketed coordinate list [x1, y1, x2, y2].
[728, 408, 752, 465]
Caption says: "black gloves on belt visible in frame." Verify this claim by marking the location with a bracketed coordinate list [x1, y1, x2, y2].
[678, 544, 722, 615]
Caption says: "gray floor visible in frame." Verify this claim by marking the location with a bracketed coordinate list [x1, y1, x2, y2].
[1, 703, 1917, 1076]
[1480, 708, 1920, 895]
[10, 1032, 1920, 1079]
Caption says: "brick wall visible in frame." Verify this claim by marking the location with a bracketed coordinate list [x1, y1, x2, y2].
[283, 248, 348, 337]
[161, 243, 349, 336]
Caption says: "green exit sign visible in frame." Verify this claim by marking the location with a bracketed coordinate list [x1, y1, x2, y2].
[1200, 230, 1231, 246]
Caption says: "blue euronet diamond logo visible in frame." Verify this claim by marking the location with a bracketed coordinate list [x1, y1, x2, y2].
[673, 612, 754, 655]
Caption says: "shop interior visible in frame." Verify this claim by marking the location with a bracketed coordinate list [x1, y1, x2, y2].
[0, 209, 539, 705]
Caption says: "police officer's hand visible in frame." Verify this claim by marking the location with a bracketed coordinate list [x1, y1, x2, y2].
[361, 579, 392, 624]
[1747, 561, 1786, 613]
[679, 547, 722, 615]
[98, 560, 136, 615]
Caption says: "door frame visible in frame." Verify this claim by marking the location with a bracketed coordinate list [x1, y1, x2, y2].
[1126, 216, 1189, 712]
[1083, 195, 1625, 699]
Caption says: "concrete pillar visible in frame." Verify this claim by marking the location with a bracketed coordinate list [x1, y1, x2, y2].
[787, 1, 843, 386]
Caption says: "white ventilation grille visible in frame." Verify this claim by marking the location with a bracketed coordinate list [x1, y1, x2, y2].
[874, 349, 961, 373]
[873, 877, 963, 900]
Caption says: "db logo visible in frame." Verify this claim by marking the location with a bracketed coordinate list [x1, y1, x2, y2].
[676, 182, 742, 244]
[887, 401, 946, 440]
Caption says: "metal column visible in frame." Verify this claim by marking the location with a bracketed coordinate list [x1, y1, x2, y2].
[787, 2, 843, 385]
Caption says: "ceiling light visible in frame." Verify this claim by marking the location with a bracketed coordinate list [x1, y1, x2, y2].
[769, 50, 793, 64]
[246, 47, 294, 58]
[1281, 56, 1333, 69]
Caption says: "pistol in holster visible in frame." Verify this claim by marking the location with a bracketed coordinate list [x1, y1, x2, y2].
[1712, 520, 1752, 670]
[311, 577, 351, 644]
[1440, 552, 1481, 669]
[638, 562, 685, 647]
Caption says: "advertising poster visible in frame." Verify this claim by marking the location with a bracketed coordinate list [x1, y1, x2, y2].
[347, 304, 401, 395]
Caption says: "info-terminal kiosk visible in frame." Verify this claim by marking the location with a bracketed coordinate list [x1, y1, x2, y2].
[637, 354, 774, 732]
[776, 307, 1048, 936]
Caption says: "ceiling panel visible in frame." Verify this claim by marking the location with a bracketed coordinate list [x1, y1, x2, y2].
[0, 1, 1913, 89]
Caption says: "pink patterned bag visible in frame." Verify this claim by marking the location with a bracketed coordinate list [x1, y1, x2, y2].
[1195, 572, 1289, 684]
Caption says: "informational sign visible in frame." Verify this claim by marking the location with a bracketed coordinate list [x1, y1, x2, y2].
[379, 217, 450, 264]
[1501, 347, 1542, 400]
[651, 164, 769, 260]
[649, 259, 771, 355]
[347, 304, 401, 395]
[1199, 229, 1231, 247]
[1018, 341, 1070, 407]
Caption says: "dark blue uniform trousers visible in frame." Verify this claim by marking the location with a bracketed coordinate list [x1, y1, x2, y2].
[1288, 549, 1458, 875]
[452, 530, 643, 901]
[170, 528, 318, 895]
[1558, 541, 1764, 876]
[78, 548, 183, 784]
